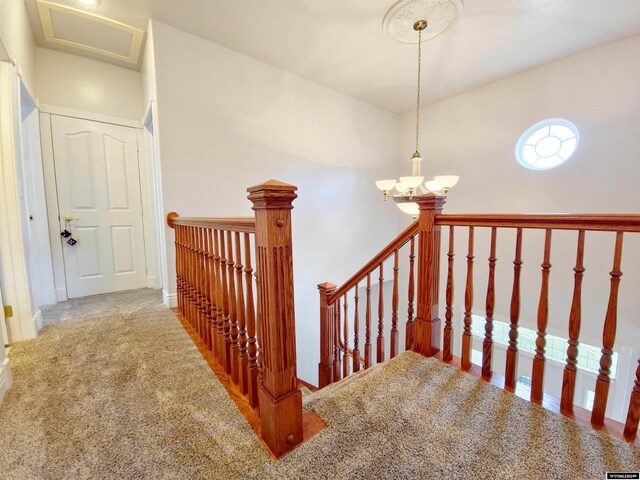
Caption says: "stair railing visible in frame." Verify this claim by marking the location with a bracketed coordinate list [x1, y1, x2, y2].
[319, 193, 640, 443]
[168, 180, 302, 457]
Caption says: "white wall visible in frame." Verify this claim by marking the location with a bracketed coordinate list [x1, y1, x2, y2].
[151, 20, 401, 383]
[35, 47, 143, 120]
[398, 35, 640, 415]
[0, 0, 35, 91]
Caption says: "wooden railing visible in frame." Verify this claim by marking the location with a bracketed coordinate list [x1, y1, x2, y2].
[168, 180, 305, 457]
[319, 194, 640, 442]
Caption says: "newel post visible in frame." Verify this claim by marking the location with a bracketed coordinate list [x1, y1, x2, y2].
[247, 180, 302, 457]
[318, 282, 337, 388]
[413, 194, 446, 357]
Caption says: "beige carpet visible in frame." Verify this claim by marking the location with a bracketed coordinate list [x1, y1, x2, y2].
[1, 290, 639, 479]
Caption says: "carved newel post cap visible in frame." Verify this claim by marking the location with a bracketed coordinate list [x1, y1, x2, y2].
[247, 180, 298, 210]
[247, 179, 298, 193]
[414, 193, 446, 210]
[317, 282, 337, 292]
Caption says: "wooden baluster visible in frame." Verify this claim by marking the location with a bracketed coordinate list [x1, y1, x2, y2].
[624, 359, 640, 440]
[219, 230, 232, 374]
[318, 282, 337, 388]
[560, 230, 585, 413]
[190, 226, 197, 331]
[193, 227, 201, 338]
[343, 293, 351, 377]
[187, 226, 195, 329]
[243, 232, 259, 408]
[176, 225, 182, 313]
[208, 228, 218, 357]
[390, 250, 400, 358]
[405, 236, 416, 351]
[199, 227, 207, 345]
[443, 227, 454, 362]
[214, 229, 226, 368]
[203, 227, 212, 350]
[482, 227, 497, 378]
[183, 226, 190, 323]
[414, 195, 446, 356]
[198, 227, 209, 348]
[505, 228, 523, 390]
[531, 229, 552, 403]
[333, 297, 342, 382]
[461, 227, 474, 370]
[353, 283, 361, 373]
[592, 232, 624, 426]
[377, 264, 385, 363]
[365, 273, 372, 369]
[247, 180, 302, 456]
[235, 231, 248, 394]
[226, 231, 239, 384]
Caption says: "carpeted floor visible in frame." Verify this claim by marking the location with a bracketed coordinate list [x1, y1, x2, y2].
[1, 289, 639, 479]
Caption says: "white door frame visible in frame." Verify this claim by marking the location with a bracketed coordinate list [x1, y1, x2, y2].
[40, 104, 163, 301]
[143, 100, 170, 306]
[0, 61, 39, 342]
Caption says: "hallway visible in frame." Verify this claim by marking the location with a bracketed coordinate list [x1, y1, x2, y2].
[2, 290, 640, 479]
[0, 290, 268, 479]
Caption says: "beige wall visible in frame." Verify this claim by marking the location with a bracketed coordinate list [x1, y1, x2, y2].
[0, 0, 36, 91]
[150, 20, 401, 383]
[35, 47, 143, 120]
[398, 35, 640, 418]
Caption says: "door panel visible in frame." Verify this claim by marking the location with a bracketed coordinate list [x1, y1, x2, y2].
[51, 115, 146, 298]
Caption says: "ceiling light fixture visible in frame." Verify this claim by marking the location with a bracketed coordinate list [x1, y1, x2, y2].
[376, 0, 463, 217]
[78, 0, 99, 6]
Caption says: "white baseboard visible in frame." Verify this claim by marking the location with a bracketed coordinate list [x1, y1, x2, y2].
[0, 357, 12, 405]
[55, 288, 68, 302]
[163, 291, 177, 309]
[33, 310, 43, 332]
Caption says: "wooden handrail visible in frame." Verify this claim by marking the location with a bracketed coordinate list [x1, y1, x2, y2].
[327, 220, 419, 304]
[318, 194, 640, 443]
[167, 213, 256, 233]
[436, 213, 640, 232]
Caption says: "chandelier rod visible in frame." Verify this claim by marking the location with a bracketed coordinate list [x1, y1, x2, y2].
[415, 26, 422, 155]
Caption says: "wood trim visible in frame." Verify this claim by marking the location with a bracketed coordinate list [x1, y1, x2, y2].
[168, 215, 256, 233]
[298, 378, 319, 392]
[436, 352, 640, 446]
[39, 104, 142, 128]
[436, 214, 640, 232]
[328, 220, 418, 304]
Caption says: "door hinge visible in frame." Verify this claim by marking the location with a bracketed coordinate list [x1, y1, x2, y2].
[3, 305, 13, 318]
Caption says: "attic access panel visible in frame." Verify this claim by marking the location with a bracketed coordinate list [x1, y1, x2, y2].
[37, 0, 144, 64]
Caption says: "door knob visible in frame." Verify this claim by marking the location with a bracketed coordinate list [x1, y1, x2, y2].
[63, 214, 79, 222]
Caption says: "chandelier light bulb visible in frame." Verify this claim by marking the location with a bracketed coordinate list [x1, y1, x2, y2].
[395, 202, 420, 217]
[425, 180, 443, 193]
[399, 176, 424, 189]
[394, 181, 409, 193]
[434, 175, 459, 189]
[376, 179, 397, 191]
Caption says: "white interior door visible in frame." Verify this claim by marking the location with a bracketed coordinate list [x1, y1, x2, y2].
[51, 115, 147, 298]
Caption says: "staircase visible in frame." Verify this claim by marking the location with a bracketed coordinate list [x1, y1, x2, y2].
[168, 179, 640, 462]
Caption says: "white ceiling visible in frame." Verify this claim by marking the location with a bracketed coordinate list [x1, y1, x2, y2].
[25, 0, 640, 114]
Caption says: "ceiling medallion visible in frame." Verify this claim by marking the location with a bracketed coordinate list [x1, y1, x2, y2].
[382, 0, 464, 44]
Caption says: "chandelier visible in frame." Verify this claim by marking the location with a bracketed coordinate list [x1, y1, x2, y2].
[376, 1, 462, 217]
